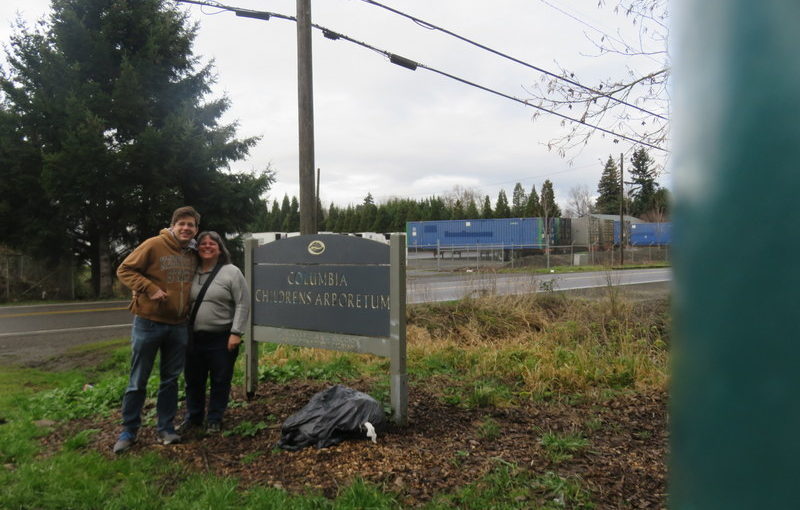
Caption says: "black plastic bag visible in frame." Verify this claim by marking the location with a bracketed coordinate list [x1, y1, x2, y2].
[277, 384, 387, 451]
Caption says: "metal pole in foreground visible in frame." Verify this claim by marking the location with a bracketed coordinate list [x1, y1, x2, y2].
[297, 0, 316, 235]
[671, 2, 800, 508]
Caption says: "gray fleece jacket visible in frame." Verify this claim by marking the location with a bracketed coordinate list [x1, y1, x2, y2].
[190, 264, 250, 335]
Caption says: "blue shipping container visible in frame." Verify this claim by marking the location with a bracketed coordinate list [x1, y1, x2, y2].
[614, 222, 672, 245]
[630, 222, 672, 245]
[407, 218, 555, 249]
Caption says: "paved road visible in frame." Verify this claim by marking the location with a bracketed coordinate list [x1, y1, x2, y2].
[0, 268, 671, 364]
[0, 300, 132, 365]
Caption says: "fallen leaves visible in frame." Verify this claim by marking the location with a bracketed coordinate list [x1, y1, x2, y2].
[47, 380, 667, 508]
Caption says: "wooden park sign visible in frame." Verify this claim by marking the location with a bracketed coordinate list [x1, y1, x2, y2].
[244, 233, 407, 425]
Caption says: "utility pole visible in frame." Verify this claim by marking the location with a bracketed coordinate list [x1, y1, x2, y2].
[619, 152, 625, 266]
[297, 0, 316, 234]
[315, 167, 321, 230]
[544, 202, 550, 269]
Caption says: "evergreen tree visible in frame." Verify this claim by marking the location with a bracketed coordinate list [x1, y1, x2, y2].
[465, 198, 480, 219]
[251, 199, 277, 231]
[325, 203, 339, 232]
[394, 199, 417, 230]
[406, 200, 422, 225]
[280, 201, 292, 232]
[371, 205, 390, 232]
[494, 189, 511, 218]
[383, 198, 410, 231]
[595, 155, 621, 214]
[511, 182, 528, 217]
[314, 196, 324, 230]
[524, 185, 543, 217]
[416, 199, 429, 221]
[0, 107, 64, 259]
[540, 180, 561, 218]
[428, 196, 447, 221]
[288, 196, 300, 231]
[265, 200, 279, 231]
[333, 205, 349, 232]
[481, 195, 493, 219]
[0, 0, 271, 295]
[451, 199, 465, 220]
[344, 206, 359, 233]
[628, 147, 658, 217]
[358, 193, 377, 231]
[279, 195, 291, 229]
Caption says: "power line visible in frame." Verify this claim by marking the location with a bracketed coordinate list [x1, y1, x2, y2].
[175, 0, 665, 152]
[175, 0, 294, 21]
[420, 61, 665, 152]
[356, 0, 667, 121]
[316, 25, 665, 152]
[537, 0, 625, 49]
[536, 0, 664, 67]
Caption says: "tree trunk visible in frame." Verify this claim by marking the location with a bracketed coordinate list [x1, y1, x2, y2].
[90, 229, 114, 298]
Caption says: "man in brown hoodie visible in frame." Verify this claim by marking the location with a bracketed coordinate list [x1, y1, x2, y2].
[113, 206, 200, 453]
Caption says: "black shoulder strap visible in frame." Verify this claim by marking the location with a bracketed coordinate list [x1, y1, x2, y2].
[189, 262, 223, 327]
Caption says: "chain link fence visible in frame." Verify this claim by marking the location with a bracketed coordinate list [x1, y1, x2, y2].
[407, 243, 670, 273]
[0, 252, 77, 303]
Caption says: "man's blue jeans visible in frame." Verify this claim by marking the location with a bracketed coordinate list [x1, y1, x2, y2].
[120, 316, 187, 434]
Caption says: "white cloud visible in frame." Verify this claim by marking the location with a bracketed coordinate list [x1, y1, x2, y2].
[1, 0, 670, 213]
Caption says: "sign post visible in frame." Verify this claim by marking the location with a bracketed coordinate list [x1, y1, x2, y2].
[244, 233, 407, 425]
[389, 233, 407, 425]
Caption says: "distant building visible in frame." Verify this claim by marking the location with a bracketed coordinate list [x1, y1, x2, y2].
[571, 214, 643, 246]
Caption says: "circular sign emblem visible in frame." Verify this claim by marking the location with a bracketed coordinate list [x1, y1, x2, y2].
[308, 240, 326, 255]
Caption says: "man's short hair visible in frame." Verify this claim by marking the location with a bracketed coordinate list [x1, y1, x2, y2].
[171, 206, 201, 226]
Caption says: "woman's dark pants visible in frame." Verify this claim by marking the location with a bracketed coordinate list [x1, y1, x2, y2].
[184, 330, 239, 426]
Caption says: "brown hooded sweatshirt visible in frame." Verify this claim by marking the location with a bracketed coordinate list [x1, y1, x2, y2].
[117, 228, 197, 324]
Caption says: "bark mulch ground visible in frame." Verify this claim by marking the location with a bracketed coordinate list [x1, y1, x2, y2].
[46, 380, 667, 508]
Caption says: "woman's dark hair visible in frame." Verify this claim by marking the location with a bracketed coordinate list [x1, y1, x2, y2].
[196, 231, 231, 265]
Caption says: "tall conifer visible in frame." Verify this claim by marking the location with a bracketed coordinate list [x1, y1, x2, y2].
[595, 155, 621, 214]
[0, 0, 271, 295]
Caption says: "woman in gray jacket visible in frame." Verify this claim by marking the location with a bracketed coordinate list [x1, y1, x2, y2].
[181, 231, 250, 433]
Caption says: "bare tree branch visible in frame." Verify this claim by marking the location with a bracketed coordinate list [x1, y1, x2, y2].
[564, 185, 594, 218]
[528, 0, 670, 161]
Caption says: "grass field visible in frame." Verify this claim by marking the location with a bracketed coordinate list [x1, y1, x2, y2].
[0, 287, 670, 509]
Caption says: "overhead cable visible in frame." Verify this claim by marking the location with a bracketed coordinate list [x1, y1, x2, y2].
[357, 0, 667, 121]
[535, 0, 664, 66]
[175, 0, 665, 152]
[175, 0, 295, 22]
[312, 26, 665, 152]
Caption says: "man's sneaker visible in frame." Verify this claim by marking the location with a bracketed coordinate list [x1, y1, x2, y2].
[176, 419, 202, 435]
[206, 422, 221, 434]
[113, 431, 137, 454]
[158, 430, 181, 445]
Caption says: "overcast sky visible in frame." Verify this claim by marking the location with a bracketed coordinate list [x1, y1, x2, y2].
[1, 0, 669, 211]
